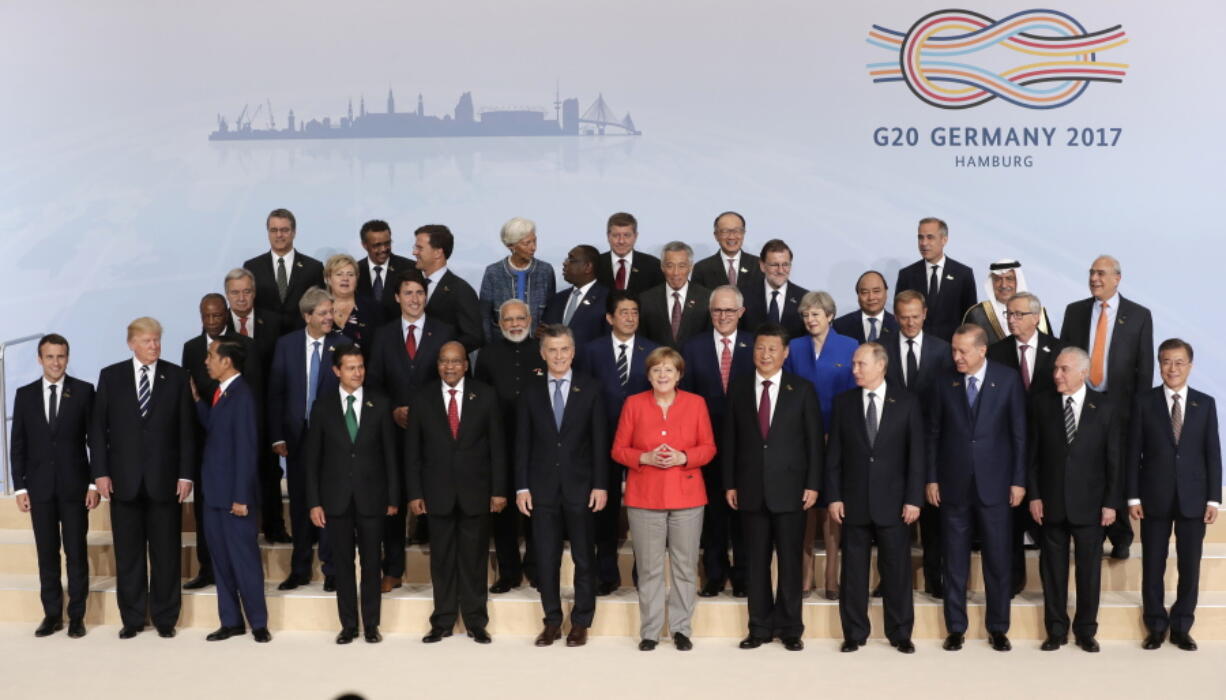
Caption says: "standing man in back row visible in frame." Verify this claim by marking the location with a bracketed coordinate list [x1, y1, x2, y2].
[243, 208, 325, 331]
[596, 212, 665, 299]
[691, 211, 763, 292]
[895, 217, 977, 342]
[414, 224, 484, 353]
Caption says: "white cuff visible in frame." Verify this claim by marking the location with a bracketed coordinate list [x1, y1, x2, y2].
[88, 484, 97, 491]
[516, 489, 529, 495]
[1127, 499, 1141, 506]
[1209, 501, 1221, 508]
[179, 479, 193, 485]
[14, 489, 27, 496]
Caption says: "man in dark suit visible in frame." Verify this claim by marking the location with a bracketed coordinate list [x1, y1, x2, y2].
[691, 211, 763, 292]
[413, 224, 483, 352]
[356, 219, 415, 326]
[90, 317, 195, 639]
[192, 339, 270, 643]
[988, 291, 1067, 593]
[515, 325, 609, 648]
[474, 299, 545, 592]
[577, 290, 659, 595]
[832, 270, 899, 343]
[885, 289, 952, 597]
[224, 267, 290, 543]
[243, 207, 325, 330]
[894, 217, 977, 342]
[1060, 254, 1154, 558]
[267, 288, 347, 591]
[724, 323, 822, 652]
[542, 244, 609, 348]
[681, 285, 754, 597]
[181, 293, 262, 590]
[639, 241, 711, 349]
[305, 345, 400, 644]
[407, 341, 507, 644]
[826, 343, 924, 653]
[741, 239, 808, 340]
[1028, 347, 1120, 653]
[1129, 338, 1221, 651]
[11, 334, 98, 638]
[926, 324, 1026, 652]
[367, 275, 456, 588]
[595, 211, 664, 298]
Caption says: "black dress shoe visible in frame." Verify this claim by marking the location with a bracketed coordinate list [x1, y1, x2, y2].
[422, 627, 453, 643]
[1171, 632, 1198, 651]
[67, 619, 86, 638]
[253, 628, 272, 643]
[489, 578, 520, 594]
[278, 574, 309, 591]
[739, 635, 768, 649]
[206, 625, 246, 641]
[870, 585, 883, 598]
[1041, 636, 1067, 651]
[34, 617, 63, 637]
[156, 626, 176, 639]
[943, 633, 964, 651]
[1011, 580, 1026, 598]
[989, 632, 1011, 651]
[595, 581, 619, 596]
[183, 574, 214, 590]
[336, 628, 358, 644]
[1075, 636, 1100, 653]
[364, 628, 382, 644]
[893, 639, 915, 654]
[1142, 632, 1164, 650]
[323, 575, 337, 592]
[781, 636, 804, 651]
[639, 639, 657, 651]
[468, 628, 492, 644]
[840, 640, 861, 652]
[731, 585, 747, 598]
[264, 529, 293, 544]
[673, 632, 692, 651]
[119, 626, 142, 639]
[698, 581, 723, 597]
[925, 585, 944, 600]
[1110, 544, 1131, 560]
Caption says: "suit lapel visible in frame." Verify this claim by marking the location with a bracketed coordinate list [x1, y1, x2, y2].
[767, 379, 796, 439]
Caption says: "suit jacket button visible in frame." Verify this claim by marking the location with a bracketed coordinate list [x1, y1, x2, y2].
[557, 442, 562, 447]
[869, 457, 874, 463]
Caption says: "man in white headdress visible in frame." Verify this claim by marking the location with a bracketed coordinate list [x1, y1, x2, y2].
[963, 259, 1051, 343]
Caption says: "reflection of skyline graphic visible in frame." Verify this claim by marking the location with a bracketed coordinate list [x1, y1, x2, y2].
[210, 90, 640, 140]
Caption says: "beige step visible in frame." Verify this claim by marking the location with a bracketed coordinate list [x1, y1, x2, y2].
[0, 573, 1222, 640]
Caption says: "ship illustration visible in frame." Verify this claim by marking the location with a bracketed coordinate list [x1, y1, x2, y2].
[209, 89, 640, 140]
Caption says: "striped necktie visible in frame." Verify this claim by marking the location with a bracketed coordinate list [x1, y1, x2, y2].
[1064, 396, 1076, 444]
[137, 365, 151, 418]
[616, 344, 629, 386]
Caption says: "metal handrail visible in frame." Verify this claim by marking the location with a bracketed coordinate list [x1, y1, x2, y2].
[1, 334, 46, 496]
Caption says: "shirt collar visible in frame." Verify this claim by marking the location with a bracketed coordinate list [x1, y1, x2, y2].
[614, 250, 634, 267]
[765, 279, 788, 295]
[42, 376, 65, 392]
[927, 255, 947, 269]
[1065, 382, 1087, 407]
[668, 281, 689, 300]
[862, 309, 885, 322]
[217, 373, 241, 394]
[305, 329, 327, 344]
[402, 314, 427, 332]
[428, 266, 448, 284]
[1015, 332, 1038, 348]
[132, 356, 156, 372]
[272, 248, 296, 268]
[574, 279, 597, 296]
[903, 329, 924, 345]
[863, 379, 886, 398]
[715, 328, 737, 345]
[443, 377, 465, 396]
[612, 333, 635, 350]
[340, 385, 363, 403]
[1164, 383, 1187, 401]
[756, 369, 782, 385]
[548, 369, 574, 385]
[966, 362, 987, 385]
[1095, 291, 1120, 310]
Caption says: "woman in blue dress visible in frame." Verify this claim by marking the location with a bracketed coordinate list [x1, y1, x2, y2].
[783, 290, 858, 600]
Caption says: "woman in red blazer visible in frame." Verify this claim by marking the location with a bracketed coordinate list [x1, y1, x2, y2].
[612, 346, 716, 651]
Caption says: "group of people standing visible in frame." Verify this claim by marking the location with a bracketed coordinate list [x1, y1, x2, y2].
[9, 209, 1220, 655]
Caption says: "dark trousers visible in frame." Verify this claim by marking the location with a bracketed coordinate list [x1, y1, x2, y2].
[429, 506, 491, 630]
[192, 460, 213, 579]
[326, 501, 384, 631]
[260, 450, 286, 535]
[533, 502, 596, 628]
[840, 521, 913, 643]
[286, 442, 332, 578]
[701, 469, 745, 590]
[594, 466, 624, 587]
[941, 500, 1011, 635]
[110, 489, 181, 629]
[491, 507, 535, 584]
[203, 506, 268, 629]
[1038, 520, 1102, 638]
[1011, 501, 1039, 590]
[919, 503, 942, 591]
[1141, 514, 1205, 636]
[30, 498, 89, 620]
[742, 508, 805, 638]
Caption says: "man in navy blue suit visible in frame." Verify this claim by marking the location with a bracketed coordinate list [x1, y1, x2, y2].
[1129, 338, 1221, 651]
[926, 324, 1026, 652]
[895, 217, 977, 342]
[267, 287, 347, 591]
[543, 244, 609, 348]
[192, 339, 270, 643]
[577, 290, 657, 595]
[832, 270, 898, 344]
[681, 284, 754, 597]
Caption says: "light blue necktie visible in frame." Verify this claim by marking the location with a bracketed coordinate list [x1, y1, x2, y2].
[552, 378, 566, 430]
[966, 375, 979, 408]
[307, 340, 321, 415]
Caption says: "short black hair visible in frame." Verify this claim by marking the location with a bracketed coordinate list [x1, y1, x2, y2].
[855, 270, 888, 291]
[213, 339, 246, 369]
[1158, 337, 1194, 362]
[759, 239, 793, 260]
[753, 321, 789, 345]
[359, 219, 391, 243]
[37, 333, 69, 355]
[332, 343, 364, 368]
[572, 244, 599, 268]
[394, 272, 427, 296]
[200, 292, 227, 307]
[414, 224, 454, 259]
[606, 212, 638, 233]
[714, 211, 746, 230]
[606, 289, 639, 316]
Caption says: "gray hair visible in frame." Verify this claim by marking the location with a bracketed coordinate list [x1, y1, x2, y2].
[710, 284, 744, 308]
[858, 341, 889, 368]
[660, 240, 694, 261]
[1058, 346, 1091, 372]
[500, 217, 537, 247]
[798, 290, 836, 318]
[224, 267, 255, 287]
[954, 323, 989, 347]
[918, 216, 948, 237]
[498, 297, 530, 319]
[1008, 291, 1042, 315]
[538, 323, 574, 344]
[299, 286, 334, 316]
[1094, 254, 1121, 275]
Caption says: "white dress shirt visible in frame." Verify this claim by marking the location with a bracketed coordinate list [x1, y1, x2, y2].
[304, 330, 328, 394]
[899, 331, 924, 385]
[927, 255, 947, 294]
[402, 314, 427, 345]
[442, 378, 465, 421]
[714, 328, 738, 357]
[862, 380, 886, 419]
[1062, 383, 1087, 430]
[612, 334, 636, 366]
[216, 373, 240, 397]
[755, 370, 782, 425]
[667, 282, 690, 310]
[272, 248, 297, 281]
[571, 279, 597, 304]
[425, 266, 448, 303]
[612, 251, 635, 281]
[339, 386, 364, 424]
[1087, 291, 1120, 392]
[964, 361, 987, 403]
[724, 251, 742, 278]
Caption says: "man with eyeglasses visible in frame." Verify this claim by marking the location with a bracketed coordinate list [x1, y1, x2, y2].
[355, 219, 414, 326]
[964, 260, 1052, 344]
[741, 239, 808, 340]
[595, 212, 664, 298]
[692, 211, 764, 292]
[243, 208, 325, 330]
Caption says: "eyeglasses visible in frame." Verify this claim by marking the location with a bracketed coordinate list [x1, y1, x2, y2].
[711, 308, 741, 315]
[268, 227, 293, 234]
[764, 262, 791, 271]
[1005, 311, 1035, 319]
[716, 227, 745, 235]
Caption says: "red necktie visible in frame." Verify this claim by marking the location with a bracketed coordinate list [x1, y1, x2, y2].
[447, 388, 460, 439]
[211, 387, 222, 406]
[405, 323, 418, 360]
[238, 315, 249, 337]
[1018, 344, 1031, 391]
[615, 259, 627, 290]
[720, 338, 732, 393]
[758, 379, 772, 439]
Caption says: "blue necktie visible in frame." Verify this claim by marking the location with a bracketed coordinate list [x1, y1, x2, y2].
[372, 265, 384, 302]
[768, 290, 781, 323]
[552, 378, 566, 430]
[966, 375, 979, 408]
[307, 340, 321, 416]
[867, 317, 879, 342]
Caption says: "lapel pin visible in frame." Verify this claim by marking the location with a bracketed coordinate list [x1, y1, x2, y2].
[468, 392, 476, 401]
[632, 267, 640, 274]
[989, 382, 996, 388]
[788, 297, 797, 304]
[533, 368, 544, 376]
[572, 386, 581, 393]
[952, 381, 961, 387]
[785, 384, 794, 391]
[1042, 345, 1050, 353]
[296, 261, 303, 268]
[582, 298, 591, 306]
[834, 363, 845, 368]
[328, 346, 335, 352]
[738, 342, 747, 348]
[257, 318, 264, 325]
[887, 397, 896, 403]
[687, 299, 696, 308]
[1117, 318, 1126, 325]
[1088, 402, 1096, 409]
[1191, 401, 1199, 407]
[444, 285, 451, 292]
[159, 374, 166, 380]
[365, 401, 374, 408]
[945, 274, 955, 281]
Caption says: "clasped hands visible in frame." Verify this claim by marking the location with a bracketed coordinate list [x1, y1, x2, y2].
[639, 444, 687, 468]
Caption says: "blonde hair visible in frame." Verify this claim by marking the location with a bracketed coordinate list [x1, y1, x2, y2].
[324, 253, 359, 285]
[644, 346, 685, 378]
[127, 317, 163, 341]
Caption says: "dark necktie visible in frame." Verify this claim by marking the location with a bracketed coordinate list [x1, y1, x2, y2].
[867, 317, 879, 342]
[615, 259, 627, 290]
[238, 314, 250, 337]
[966, 375, 979, 408]
[48, 384, 58, 425]
[138, 365, 150, 418]
[905, 339, 918, 390]
[1064, 396, 1077, 444]
[616, 343, 629, 386]
[372, 265, 384, 302]
[758, 379, 773, 439]
[276, 256, 289, 302]
[928, 264, 939, 301]
[1171, 393, 1183, 444]
[671, 291, 683, 341]
[865, 391, 878, 446]
[307, 341, 321, 415]
[552, 379, 566, 430]
[768, 290, 781, 323]
[405, 324, 418, 360]
[1018, 344, 1031, 392]
[448, 388, 460, 439]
